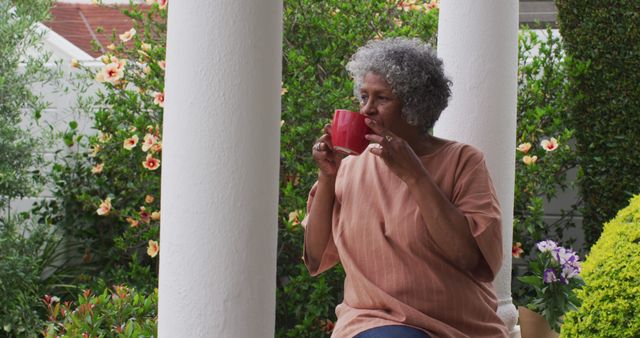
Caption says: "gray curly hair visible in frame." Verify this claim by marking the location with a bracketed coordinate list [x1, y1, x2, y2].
[346, 37, 452, 136]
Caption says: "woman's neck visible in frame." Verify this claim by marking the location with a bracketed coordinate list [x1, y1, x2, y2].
[408, 134, 447, 157]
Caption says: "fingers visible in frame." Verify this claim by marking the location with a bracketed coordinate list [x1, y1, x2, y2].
[369, 145, 384, 157]
[316, 133, 333, 150]
[312, 133, 335, 167]
[324, 123, 332, 135]
[363, 119, 398, 159]
[365, 131, 394, 149]
[313, 135, 338, 176]
[315, 124, 333, 150]
[364, 118, 391, 137]
[312, 123, 341, 176]
[314, 142, 331, 154]
[365, 133, 385, 145]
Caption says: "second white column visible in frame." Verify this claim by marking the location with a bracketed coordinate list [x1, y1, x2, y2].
[158, 1, 283, 336]
[435, 1, 520, 337]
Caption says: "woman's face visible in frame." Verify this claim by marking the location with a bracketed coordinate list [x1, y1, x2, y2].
[359, 72, 412, 137]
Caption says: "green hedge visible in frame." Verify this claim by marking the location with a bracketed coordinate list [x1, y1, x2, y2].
[555, 0, 640, 247]
[560, 195, 640, 337]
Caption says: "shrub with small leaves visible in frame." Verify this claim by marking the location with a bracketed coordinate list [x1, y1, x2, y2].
[43, 285, 157, 337]
[560, 195, 640, 337]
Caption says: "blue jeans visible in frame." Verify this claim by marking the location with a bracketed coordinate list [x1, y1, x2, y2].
[354, 325, 431, 338]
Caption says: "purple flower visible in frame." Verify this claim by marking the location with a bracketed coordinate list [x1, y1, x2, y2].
[562, 264, 580, 280]
[543, 268, 558, 284]
[553, 246, 576, 265]
[536, 240, 558, 253]
[553, 246, 581, 280]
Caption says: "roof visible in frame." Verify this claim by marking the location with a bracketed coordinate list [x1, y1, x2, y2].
[43, 2, 146, 58]
[43, 1, 557, 59]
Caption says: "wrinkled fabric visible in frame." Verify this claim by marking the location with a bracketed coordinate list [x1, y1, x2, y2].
[303, 141, 507, 338]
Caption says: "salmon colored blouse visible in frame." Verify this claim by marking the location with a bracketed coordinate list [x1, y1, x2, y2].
[303, 141, 508, 338]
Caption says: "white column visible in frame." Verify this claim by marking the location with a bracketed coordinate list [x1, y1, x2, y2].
[158, 1, 283, 337]
[435, 1, 520, 337]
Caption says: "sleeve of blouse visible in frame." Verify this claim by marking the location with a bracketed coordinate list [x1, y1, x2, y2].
[301, 182, 341, 276]
[452, 149, 504, 282]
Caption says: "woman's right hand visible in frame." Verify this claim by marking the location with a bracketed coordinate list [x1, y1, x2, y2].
[312, 124, 343, 178]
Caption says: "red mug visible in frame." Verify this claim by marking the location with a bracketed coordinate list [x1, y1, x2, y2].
[331, 109, 371, 155]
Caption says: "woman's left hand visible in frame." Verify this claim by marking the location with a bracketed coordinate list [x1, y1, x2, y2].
[364, 118, 428, 183]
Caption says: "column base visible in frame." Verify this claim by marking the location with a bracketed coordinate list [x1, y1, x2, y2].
[497, 298, 521, 338]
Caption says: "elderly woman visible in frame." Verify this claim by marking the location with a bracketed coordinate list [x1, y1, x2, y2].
[303, 37, 508, 338]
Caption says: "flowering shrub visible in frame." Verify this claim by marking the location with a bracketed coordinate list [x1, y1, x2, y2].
[34, 1, 167, 293]
[512, 27, 578, 307]
[43, 285, 157, 337]
[518, 240, 583, 331]
[513, 27, 577, 258]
